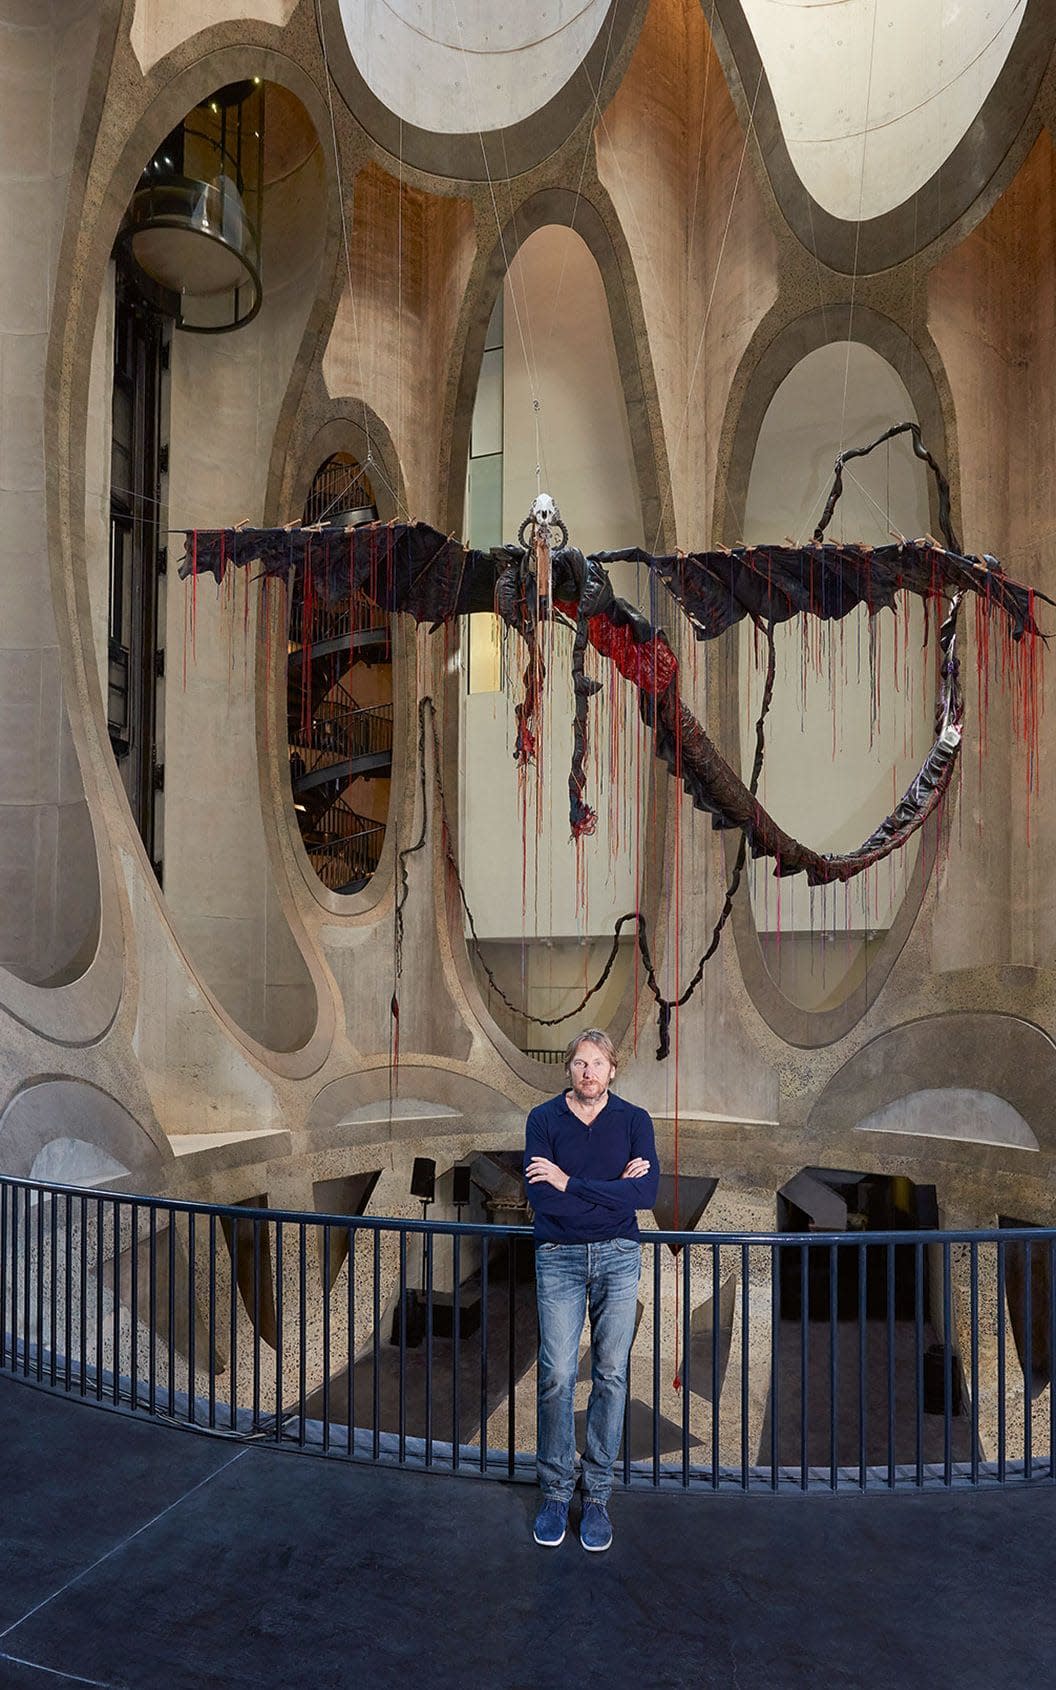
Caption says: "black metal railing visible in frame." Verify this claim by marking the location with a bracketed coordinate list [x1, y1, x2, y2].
[308, 824, 385, 891]
[287, 601, 389, 649]
[2, 1172, 1054, 1493]
[289, 702, 394, 762]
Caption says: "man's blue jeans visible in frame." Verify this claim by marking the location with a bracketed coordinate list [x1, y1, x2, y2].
[534, 1239, 641, 1505]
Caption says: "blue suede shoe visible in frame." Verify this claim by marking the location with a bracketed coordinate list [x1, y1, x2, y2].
[533, 1498, 568, 1547]
[580, 1499, 613, 1552]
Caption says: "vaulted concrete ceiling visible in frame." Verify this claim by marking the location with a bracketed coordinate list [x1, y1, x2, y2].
[741, 0, 1026, 220]
[338, 0, 612, 133]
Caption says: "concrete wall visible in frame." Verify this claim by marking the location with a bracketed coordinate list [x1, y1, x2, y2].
[0, 0, 101, 986]
[0, 0, 1054, 1272]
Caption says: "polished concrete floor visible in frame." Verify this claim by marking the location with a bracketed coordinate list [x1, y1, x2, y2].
[1, 1371, 1054, 1690]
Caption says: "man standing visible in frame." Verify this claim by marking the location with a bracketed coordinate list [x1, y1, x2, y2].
[524, 1028, 659, 1552]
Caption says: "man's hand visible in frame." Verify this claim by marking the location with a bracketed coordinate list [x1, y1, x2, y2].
[526, 1156, 570, 1192]
[620, 1158, 650, 1180]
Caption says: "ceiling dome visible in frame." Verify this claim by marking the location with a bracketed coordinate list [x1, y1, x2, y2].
[318, 0, 639, 178]
[742, 0, 1026, 221]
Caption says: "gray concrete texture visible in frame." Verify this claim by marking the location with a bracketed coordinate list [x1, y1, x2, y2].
[0, 0, 1054, 1276]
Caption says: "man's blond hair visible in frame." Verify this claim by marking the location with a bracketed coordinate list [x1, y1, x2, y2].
[563, 1027, 617, 1077]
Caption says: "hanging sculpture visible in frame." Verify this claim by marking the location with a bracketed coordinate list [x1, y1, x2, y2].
[179, 424, 1050, 1053]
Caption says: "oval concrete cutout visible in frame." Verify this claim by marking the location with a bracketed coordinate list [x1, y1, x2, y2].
[857, 1086, 1039, 1152]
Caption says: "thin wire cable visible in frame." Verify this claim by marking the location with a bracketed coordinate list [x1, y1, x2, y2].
[648, 62, 766, 553]
[837, 0, 881, 457]
[447, 1, 542, 450]
[541, 0, 622, 374]
[317, 0, 412, 518]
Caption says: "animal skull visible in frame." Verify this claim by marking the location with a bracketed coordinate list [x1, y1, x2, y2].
[529, 492, 560, 529]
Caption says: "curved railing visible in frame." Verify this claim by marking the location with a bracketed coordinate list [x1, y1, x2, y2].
[1, 1172, 1053, 1493]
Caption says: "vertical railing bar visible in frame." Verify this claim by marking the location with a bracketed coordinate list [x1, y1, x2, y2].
[322, 1224, 332, 1457]
[36, 1187, 45, 1384]
[50, 1191, 59, 1390]
[1049, 1240, 1056, 1483]
[10, 1184, 17, 1372]
[452, 1233, 461, 1473]
[682, 1240, 692, 1491]
[94, 1196, 103, 1399]
[914, 1241, 924, 1488]
[942, 1242, 953, 1487]
[1024, 1240, 1034, 1482]
[828, 1244, 838, 1493]
[347, 1226, 355, 1458]
[886, 1241, 895, 1490]
[800, 1242, 809, 1492]
[970, 1241, 980, 1486]
[166, 1214, 175, 1418]
[477, 1235, 487, 1475]
[740, 1242, 750, 1492]
[187, 1210, 196, 1426]
[425, 1230, 434, 1470]
[79, 1193, 87, 1399]
[14, 1188, 22, 1375]
[110, 1199, 120, 1404]
[9, 1186, 16, 1372]
[208, 1213, 217, 1430]
[0, 1182, 7, 1370]
[507, 1234, 516, 1481]
[13, 1184, 21, 1376]
[11, 1183, 18, 1375]
[298, 1223, 308, 1450]
[64, 1193, 72, 1393]
[997, 1241, 1007, 1484]
[621, 1236, 632, 1489]
[769, 1243, 779, 1492]
[397, 1231, 407, 1465]
[710, 1241, 720, 1492]
[147, 1206, 156, 1414]
[274, 1221, 284, 1444]
[653, 1242, 662, 1488]
[371, 1229, 380, 1462]
[128, 1202, 138, 1409]
[18, 1187, 26, 1376]
[229, 1215, 238, 1433]
[251, 1218, 261, 1433]
[858, 1240, 867, 1493]
[24, 1188, 33, 1379]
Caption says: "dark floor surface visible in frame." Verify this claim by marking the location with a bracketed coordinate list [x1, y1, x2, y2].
[2, 1371, 1055, 1690]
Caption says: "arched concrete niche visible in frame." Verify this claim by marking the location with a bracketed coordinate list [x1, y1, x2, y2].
[306, 1066, 528, 1151]
[458, 222, 650, 1065]
[738, 339, 932, 1018]
[710, 0, 1054, 270]
[857, 1088, 1039, 1153]
[262, 404, 415, 929]
[720, 305, 953, 1047]
[130, 1, 299, 74]
[0, 1079, 172, 1182]
[0, 0, 102, 992]
[148, 80, 326, 1052]
[808, 1014, 1056, 1158]
[316, 0, 642, 180]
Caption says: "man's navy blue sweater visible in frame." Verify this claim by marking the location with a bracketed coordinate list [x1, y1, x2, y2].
[523, 1091, 660, 1243]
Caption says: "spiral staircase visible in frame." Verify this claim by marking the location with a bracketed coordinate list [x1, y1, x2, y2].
[287, 457, 392, 894]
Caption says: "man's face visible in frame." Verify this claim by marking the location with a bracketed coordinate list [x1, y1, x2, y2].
[568, 1040, 616, 1102]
